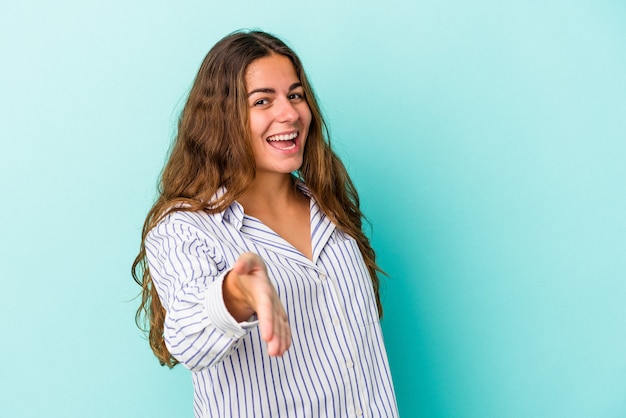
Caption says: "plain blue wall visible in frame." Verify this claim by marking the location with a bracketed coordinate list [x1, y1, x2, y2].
[1, 1, 625, 417]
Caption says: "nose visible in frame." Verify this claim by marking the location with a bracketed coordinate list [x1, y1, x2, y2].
[275, 98, 298, 123]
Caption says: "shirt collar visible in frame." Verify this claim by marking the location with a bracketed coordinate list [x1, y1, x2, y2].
[217, 180, 313, 232]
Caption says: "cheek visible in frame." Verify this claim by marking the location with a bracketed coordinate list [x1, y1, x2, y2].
[302, 107, 313, 130]
[248, 113, 267, 137]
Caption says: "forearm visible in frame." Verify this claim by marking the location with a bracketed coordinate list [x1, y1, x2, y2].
[163, 275, 254, 371]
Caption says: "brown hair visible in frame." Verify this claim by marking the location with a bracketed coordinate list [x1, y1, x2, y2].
[132, 30, 384, 367]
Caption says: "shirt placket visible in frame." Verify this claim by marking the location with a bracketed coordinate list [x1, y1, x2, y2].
[320, 267, 370, 417]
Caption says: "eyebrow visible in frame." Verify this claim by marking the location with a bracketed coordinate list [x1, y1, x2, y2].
[247, 82, 303, 97]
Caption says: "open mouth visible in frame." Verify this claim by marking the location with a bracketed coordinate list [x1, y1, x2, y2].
[266, 131, 298, 150]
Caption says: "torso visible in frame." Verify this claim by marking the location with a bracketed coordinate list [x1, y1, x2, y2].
[145, 191, 399, 417]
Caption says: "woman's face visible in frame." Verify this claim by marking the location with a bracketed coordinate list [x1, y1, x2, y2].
[245, 54, 312, 177]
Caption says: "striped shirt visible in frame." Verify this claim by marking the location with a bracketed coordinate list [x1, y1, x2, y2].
[144, 186, 399, 417]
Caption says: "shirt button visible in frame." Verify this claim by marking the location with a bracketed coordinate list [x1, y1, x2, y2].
[332, 317, 340, 326]
[355, 407, 363, 416]
[319, 272, 327, 281]
[346, 360, 354, 369]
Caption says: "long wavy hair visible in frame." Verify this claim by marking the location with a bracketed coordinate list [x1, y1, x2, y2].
[132, 30, 384, 367]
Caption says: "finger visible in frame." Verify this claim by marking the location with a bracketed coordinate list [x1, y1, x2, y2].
[283, 316, 292, 353]
[270, 311, 290, 357]
[270, 312, 283, 356]
[234, 252, 266, 277]
[266, 336, 279, 357]
[232, 253, 255, 276]
[277, 326, 291, 356]
[284, 318, 292, 352]
[261, 303, 289, 356]
[255, 294, 275, 344]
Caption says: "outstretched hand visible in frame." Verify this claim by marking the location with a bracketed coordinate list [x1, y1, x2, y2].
[224, 252, 291, 357]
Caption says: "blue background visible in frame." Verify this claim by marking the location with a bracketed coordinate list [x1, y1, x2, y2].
[1, 1, 625, 417]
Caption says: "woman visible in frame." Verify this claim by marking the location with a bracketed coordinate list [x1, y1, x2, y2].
[133, 30, 398, 417]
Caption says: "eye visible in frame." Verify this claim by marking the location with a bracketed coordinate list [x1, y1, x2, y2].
[253, 98, 270, 106]
[288, 92, 305, 101]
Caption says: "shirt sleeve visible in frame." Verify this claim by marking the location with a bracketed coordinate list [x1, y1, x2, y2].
[144, 212, 257, 372]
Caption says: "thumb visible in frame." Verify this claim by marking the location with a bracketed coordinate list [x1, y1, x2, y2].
[233, 252, 263, 276]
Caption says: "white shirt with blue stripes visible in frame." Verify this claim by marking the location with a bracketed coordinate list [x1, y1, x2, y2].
[145, 186, 399, 417]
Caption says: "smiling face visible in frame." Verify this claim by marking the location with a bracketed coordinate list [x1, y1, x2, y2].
[245, 54, 312, 177]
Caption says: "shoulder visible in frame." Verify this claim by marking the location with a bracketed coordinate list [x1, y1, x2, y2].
[147, 209, 225, 247]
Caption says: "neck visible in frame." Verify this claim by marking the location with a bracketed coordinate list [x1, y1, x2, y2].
[238, 172, 301, 212]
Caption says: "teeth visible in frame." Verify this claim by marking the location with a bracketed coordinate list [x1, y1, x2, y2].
[267, 132, 298, 142]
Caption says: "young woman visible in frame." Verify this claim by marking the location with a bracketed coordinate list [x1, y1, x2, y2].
[133, 30, 398, 417]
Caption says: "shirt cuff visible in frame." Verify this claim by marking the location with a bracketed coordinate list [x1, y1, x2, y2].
[205, 272, 259, 338]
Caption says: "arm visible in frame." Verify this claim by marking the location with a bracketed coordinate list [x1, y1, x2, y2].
[145, 214, 289, 371]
